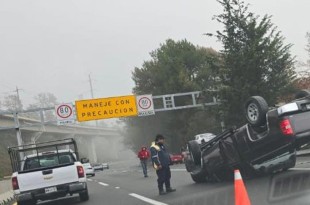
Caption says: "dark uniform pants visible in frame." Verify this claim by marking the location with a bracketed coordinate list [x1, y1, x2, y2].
[156, 166, 171, 191]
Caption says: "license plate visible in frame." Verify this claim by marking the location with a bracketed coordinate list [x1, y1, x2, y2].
[45, 187, 57, 194]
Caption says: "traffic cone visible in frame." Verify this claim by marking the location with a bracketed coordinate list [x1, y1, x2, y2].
[234, 169, 251, 205]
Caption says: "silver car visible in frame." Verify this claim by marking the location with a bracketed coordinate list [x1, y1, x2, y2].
[83, 163, 95, 177]
[194, 133, 216, 144]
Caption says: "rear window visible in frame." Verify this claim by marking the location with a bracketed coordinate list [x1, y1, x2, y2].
[83, 163, 92, 168]
[23, 153, 75, 171]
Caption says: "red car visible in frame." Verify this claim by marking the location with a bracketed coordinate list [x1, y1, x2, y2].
[170, 154, 184, 164]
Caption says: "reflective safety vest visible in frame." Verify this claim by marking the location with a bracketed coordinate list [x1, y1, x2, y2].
[150, 141, 171, 170]
[150, 142, 161, 170]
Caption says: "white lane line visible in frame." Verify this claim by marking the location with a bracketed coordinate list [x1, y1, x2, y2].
[98, 182, 109, 186]
[115, 187, 120, 189]
[87, 179, 93, 182]
[290, 168, 310, 171]
[170, 168, 186, 172]
[129, 193, 168, 205]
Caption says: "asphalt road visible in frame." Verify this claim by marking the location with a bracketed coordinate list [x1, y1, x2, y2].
[36, 156, 310, 205]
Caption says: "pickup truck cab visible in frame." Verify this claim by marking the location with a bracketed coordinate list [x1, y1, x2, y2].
[9, 138, 89, 205]
[186, 92, 310, 183]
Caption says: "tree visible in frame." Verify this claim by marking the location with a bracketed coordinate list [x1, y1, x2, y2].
[294, 34, 310, 90]
[125, 39, 222, 152]
[27, 92, 58, 120]
[306, 33, 310, 61]
[214, 0, 296, 126]
[302, 32, 310, 69]
[31, 92, 58, 108]
[132, 39, 221, 95]
[3, 94, 23, 111]
[297, 33, 310, 71]
[294, 71, 310, 90]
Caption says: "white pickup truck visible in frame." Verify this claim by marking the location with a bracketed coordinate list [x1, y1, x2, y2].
[8, 138, 89, 205]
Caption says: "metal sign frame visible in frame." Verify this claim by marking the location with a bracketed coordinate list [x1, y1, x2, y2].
[0, 91, 220, 147]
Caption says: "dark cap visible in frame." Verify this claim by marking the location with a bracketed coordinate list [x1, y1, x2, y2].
[155, 134, 165, 142]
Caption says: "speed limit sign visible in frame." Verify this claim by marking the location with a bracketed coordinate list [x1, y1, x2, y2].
[136, 95, 155, 116]
[55, 103, 75, 125]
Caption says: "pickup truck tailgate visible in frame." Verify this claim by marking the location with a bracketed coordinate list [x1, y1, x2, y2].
[289, 111, 310, 139]
[18, 165, 79, 191]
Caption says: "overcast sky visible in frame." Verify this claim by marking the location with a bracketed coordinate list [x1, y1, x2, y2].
[0, 0, 309, 107]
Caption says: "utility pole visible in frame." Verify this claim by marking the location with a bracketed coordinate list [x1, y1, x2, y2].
[88, 74, 98, 127]
[12, 86, 24, 152]
[14, 86, 22, 111]
[88, 74, 94, 99]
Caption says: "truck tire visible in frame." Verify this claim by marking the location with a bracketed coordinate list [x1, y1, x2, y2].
[245, 96, 268, 127]
[187, 140, 201, 166]
[295, 89, 310, 99]
[185, 157, 196, 172]
[80, 188, 89, 201]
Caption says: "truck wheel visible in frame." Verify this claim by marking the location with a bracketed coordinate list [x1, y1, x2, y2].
[185, 157, 196, 172]
[187, 140, 201, 166]
[80, 188, 89, 201]
[295, 89, 310, 99]
[245, 96, 268, 127]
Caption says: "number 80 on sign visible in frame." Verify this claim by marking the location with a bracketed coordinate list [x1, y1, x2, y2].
[55, 103, 75, 125]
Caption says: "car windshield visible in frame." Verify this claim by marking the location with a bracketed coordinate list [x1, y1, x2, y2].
[23, 153, 75, 171]
[83, 163, 92, 168]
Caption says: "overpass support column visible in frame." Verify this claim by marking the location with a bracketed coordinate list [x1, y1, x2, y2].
[107, 138, 119, 160]
[90, 139, 98, 163]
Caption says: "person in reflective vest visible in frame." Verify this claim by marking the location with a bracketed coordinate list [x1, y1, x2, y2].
[150, 134, 176, 195]
[137, 146, 150, 177]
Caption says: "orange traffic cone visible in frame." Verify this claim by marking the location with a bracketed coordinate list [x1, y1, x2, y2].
[234, 169, 251, 205]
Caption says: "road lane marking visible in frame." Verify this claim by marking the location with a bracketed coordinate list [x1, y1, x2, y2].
[290, 168, 310, 170]
[87, 179, 93, 182]
[115, 187, 120, 189]
[99, 182, 109, 186]
[170, 168, 186, 171]
[129, 193, 168, 205]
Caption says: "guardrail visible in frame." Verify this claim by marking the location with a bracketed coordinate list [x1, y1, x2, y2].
[0, 192, 14, 205]
[0, 180, 14, 205]
[297, 149, 310, 156]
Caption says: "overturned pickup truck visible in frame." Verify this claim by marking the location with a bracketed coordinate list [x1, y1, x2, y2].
[186, 90, 310, 183]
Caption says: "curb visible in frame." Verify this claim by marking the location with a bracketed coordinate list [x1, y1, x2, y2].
[0, 191, 14, 205]
[296, 150, 310, 157]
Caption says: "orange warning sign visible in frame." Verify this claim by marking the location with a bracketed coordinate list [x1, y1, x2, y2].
[75, 95, 138, 121]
